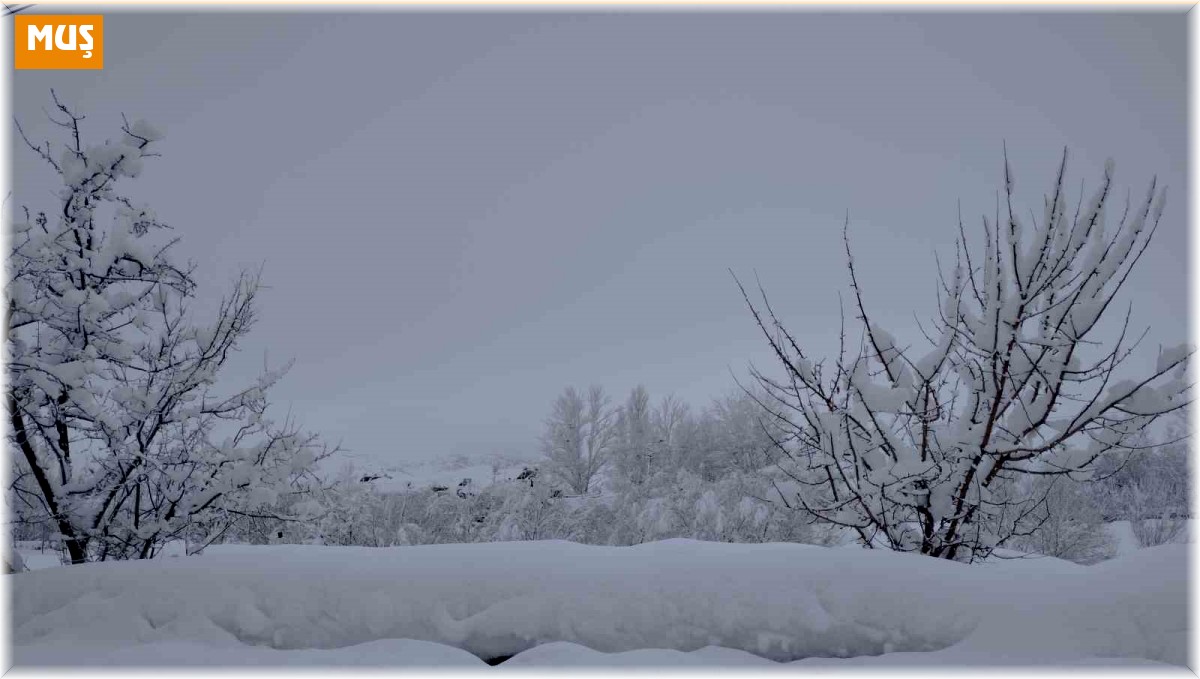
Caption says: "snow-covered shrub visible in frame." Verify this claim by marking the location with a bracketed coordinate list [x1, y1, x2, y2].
[739, 150, 1190, 561]
[493, 486, 563, 541]
[5, 548, 28, 574]
[1130, 517, 1187, 548]
[1010, 477, 1114, 564]
[394, 522, 426, 546]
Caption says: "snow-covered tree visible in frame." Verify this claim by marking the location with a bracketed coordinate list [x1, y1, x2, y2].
[6, 93, 331, 563]
[739, 149, 1190, 562]
[652, 394, 689, 469]
[709, 390, 779, 475]
[540, 385, 617, 494]
[666, 390, 777, 483]
[613, 385, 654, 489]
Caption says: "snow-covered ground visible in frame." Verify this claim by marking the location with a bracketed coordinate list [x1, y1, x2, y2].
[9, 538, 1189, 669]
[11, 542, 66, 571]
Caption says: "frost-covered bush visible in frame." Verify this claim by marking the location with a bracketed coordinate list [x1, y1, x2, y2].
[1130, 517, 1187, 548]
[1010, 477, 1114, 564]
[739, 150, 1190, 561]
[493, 484, 572, 541]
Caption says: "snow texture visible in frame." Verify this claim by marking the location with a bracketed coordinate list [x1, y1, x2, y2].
[10, 539, 1188, 668]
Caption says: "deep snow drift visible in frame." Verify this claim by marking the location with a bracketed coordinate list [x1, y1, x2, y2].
[9, 539, 1189, 668]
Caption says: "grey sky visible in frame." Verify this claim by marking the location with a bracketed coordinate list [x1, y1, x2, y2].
[12, 11, 1187, 466]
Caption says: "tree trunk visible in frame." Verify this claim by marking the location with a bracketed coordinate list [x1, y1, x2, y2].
[7, 392, 88, 564]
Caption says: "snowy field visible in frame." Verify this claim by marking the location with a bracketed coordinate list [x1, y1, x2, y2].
[8, 539, 1189, 670]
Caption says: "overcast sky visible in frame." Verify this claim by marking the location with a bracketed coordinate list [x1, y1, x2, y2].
[12, 10, 1187, 467]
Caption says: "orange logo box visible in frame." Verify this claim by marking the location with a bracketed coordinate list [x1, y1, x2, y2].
[14, 15, 104, 70]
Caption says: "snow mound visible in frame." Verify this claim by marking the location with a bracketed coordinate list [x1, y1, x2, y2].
[10, 540, 1188, 667]
[500, 641, 777, 667]
[15, 638, 485, 667]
